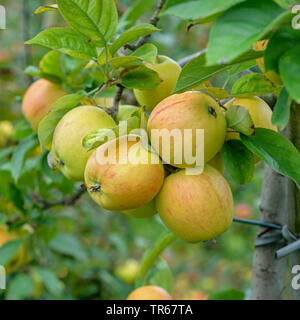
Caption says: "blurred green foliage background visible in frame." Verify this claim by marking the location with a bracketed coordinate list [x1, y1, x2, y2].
[0, 0, 263, 300]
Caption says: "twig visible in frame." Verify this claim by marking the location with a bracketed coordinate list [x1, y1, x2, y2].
[124, 0, 167, 52]
[178, 49, 206, 67]
[107, 84, 125, 118]
[34, 185, 87, 210]
[112, 0, 167, 118]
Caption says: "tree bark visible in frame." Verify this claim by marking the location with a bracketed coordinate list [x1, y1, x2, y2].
[251, 102, 300, 300]
[287, 102, 300, 300]
[251, 166, 288, 300]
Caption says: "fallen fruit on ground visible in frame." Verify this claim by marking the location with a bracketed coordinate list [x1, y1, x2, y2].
[52, 106, 116, 181]
[148, 91, 227, 167]
[127, 285, 172, 300]
[133, 55, 181, 111]
[156, 165, 234, 243]
[22, 79, 67, 131]
[85, 135, 165, 211]
[123, 199, 157, 219]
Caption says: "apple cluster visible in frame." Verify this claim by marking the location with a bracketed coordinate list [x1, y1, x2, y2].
[21, 54, 277, 244]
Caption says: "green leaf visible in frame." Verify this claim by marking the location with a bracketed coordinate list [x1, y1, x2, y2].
[49, 233, 88, 261]
[163, 0, 246, 20]
[83, 119, 140, 152]
[11, 135, 39, 182]
[148, 258, 173, 294]
[273, 0, 299, 9]
[118, 0, 156, 30]
[121, 66, 161, 89]
[279, 46, 300, 102]
[13, 121, 33, 142]
[175, 50, 263, 93]
[108, 56, 142, 69]
[0, 213, 6, 226]
[209, 289, 245, 300]
[221, 140, 254, 185]
[38, 93, 84, 149]
[35, 268, 64, 297]
[117, 105, 141, 123]
[110, 24, 159, 55]
[140, 232, 176, 280]
[207, 0, 287, 65]
[198, 87, 229, 100]
[226, 105, 255, 136]
[57, 0, 118, 46]
[25, 28, 97, 60]
[131, 43, 158, 64]
[231, 73, 281, 97]
[0, 240, 22, 265]
[34, 4, 58, 15]
[228, 60, 257, 75]
[24, 66, 62, 84]
[83, 128, 117, 152]
[9, 184, 25, 213]
[265, 27, 300, 73]
[6, 274, 34, 300]
[39, 51, 64, 81]
[241, 128, 300, 188]
[272, 87, 291, 130]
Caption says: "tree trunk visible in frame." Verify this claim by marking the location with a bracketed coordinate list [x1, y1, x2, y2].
[251, 102, 300, 300]
[251, 166, 288, 300]
[287, 102, 300, 300]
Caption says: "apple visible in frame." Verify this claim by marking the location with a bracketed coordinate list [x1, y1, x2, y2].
[235, 203, 252, 219]
[156, 165, 234, 243]
[127, 285, 172, 300]
[0, 225, 30, 274]
[52, 106, 116, 181]
[114, 259, 140, 284]
[123, 199, 157, 219]
[84, 135, 165, 211]
[225, 96, 277, 141]
[0, 120, 14, 148]
[147, 91, 227, 167]
[133, 55, 181, 111]
[208, 153, 224, 174]
[253, 40, 282, 86]
[22, 79, 67, 131]
[183, 290, 208, 300]
[117, 105, 140, 123]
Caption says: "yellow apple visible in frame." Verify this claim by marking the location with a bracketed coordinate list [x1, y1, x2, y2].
[22, 79, 67, 131]
[208, 153, 224, 174]
[133, 55, 181, 111]
[253, 40, 282, 86]
[117, 105, 140, 123]
[123, 199, 157, 219]
[0, 120, 14, 148]
[147, 91, 227, 167]
[225, 96, 277, 141]
[52, 106, 116, 181]
[156, 165, 234, 243]
[127, 285, 172, 300]
[84, 135, 165, 211]
[0, 225, 30, 274]
[114, 259, 140, 284]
